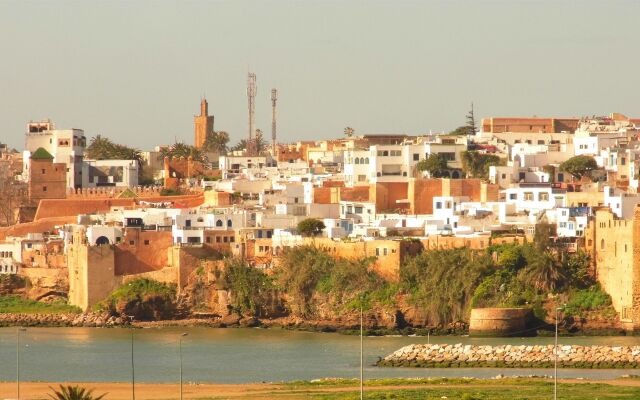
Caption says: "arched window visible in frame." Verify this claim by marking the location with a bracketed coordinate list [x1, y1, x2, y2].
[601, 239, 605, 250]
[227, 219, 233, 228]
[364, 157, 369, 164]
[355, 158, 360, 165]
[197, 217, 204, 223]
[216, 220, 223, 227]
[382, 151, 389, 156]
[358, 157, 363, 164]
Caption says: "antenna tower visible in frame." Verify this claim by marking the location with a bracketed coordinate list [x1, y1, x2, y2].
[271, 88, 278, 156]
[247, 72, 257, 155]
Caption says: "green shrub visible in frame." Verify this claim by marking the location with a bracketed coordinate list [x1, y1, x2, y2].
[0, 296, 81, 314]
[106, 278, 175, 307]
[564, 285, 612, 316]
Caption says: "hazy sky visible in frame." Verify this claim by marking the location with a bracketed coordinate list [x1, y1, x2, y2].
[1, 0, 638, 150]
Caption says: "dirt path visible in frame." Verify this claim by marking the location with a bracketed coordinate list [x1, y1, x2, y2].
[2, 378, 640, 400]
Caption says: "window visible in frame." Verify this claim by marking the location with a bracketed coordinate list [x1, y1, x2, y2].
[41, 169, 45, 174]
[559, 222, 567, 228]
[144, 240, 149, 245]
[539, 192, 549, 201]
[216, 220, 223, 227]
[601, 239, 605, 250]
[413, 153, 419, 161]
[436, 202, 442, 209]
[129, 240, 135, 245]
[216, 237, 221, 243]
[358, 175, 366, 182]
[501, 173, 506, 179]
[621, 157, 626, 165]
[355, 158, 360, 165]
[43, 186, 47, 192]
[375, 248, 380, 256]
[524, 192, 534, 201]
[440, 152, 456, 161]
[227, 219, 232, 227]
[355, 206, 363, 214]
[537, 140, 544, 145]
[509, 193, 517, 200]
[383, 248, 388, 256]
[230, 236, 235, 242]
[223, 236, 228, 243]
[206, 237, 212, 244]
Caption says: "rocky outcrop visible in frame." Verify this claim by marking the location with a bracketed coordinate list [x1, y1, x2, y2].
[378, 343, 640, 368]
[0, 312, 126, 327]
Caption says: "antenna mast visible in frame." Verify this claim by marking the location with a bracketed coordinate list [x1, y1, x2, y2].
[247, 72, 257, 155]
[271, 88, 278, 156]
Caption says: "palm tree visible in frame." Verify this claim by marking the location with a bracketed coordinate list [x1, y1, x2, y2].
[344, 127, 355, 137]
[519, 251, 567, 293]
[86, 135, 143, 166]
[159, 141, 207, 163]
[48, 385, 107, 400]
[202, 131, 230, 154]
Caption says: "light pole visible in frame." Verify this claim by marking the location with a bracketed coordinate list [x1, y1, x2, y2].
[16, 327, 26, 400]
[179, 333, 188, 400]
[131, 329, 136, 400]
[360, 306, 363, 400]
[554, 306, 564, 400]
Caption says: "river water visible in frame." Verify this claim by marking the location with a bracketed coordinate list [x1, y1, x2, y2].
[1, 327, 639, 384]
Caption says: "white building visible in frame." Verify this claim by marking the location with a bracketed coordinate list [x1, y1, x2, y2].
[82, 159, 139, 188]
[24, 120, 86, 189]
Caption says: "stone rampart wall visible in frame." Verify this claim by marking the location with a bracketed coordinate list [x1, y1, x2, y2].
[378, 343, 640, 368]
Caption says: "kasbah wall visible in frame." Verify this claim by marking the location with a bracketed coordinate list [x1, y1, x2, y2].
[586, 207, 637, 330]
[67, 229, 119, 311]
[114, 229, 173, 275]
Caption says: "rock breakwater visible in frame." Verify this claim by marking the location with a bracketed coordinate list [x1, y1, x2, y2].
[0, 312, 126, 327]
[377, 343, 640, 369]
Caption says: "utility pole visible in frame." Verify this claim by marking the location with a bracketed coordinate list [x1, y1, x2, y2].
[247, 72, 257, 156]
[179, 333, 188, 400]
[131, 330, 136, 400]
[271, 88, 278, 157]
[360, 306, 364, 400]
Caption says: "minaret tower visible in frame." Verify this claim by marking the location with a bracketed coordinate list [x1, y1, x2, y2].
[194, 97, 214, 148]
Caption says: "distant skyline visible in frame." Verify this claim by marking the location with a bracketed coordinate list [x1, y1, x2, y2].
[1, 0, 639, 150]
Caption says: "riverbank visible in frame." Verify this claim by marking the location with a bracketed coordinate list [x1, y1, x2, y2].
[378, 343, 640, 369]
[0, 312, 125, 328]
[3, 377, 640, 399]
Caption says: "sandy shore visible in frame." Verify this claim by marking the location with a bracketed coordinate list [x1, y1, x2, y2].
[3, 378, 640, 400]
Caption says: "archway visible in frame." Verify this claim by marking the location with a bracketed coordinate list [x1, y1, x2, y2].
[95, 236, 110, 246]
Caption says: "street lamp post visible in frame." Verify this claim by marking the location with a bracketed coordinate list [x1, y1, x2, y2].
[131, 330, 136, 400]
[554, 306, 564, 400]
[179, 333, 188, 400]
[360, 307, 363, 400]
[16, 327, 26, 400]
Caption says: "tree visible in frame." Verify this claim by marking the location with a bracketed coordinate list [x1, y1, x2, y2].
[519, 249, 567, 293]
[159, 141, 207, 163]
[560, 155, 598, 181]
[231, 131, 267, 154]
[48, 385, 107, 400]
[0, 173, 27, 226]
[86, 135, 142, 164]
[461, 151, 501, 179]
[416, 154, 449, 177]
[344, 127, 355, 137]
[222, 258, 280, 317]
[466, 103, 478, 135]
[297, 218, 326, 237]
[449, 126, 469, 136]
[202, 131, 230, 154]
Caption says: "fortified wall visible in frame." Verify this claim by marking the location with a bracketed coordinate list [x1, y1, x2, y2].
[586, 207, 639, 330]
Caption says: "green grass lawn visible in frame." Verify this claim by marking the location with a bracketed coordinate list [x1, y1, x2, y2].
[265, 378, 640, 400]
[0, 296, 81, 314]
